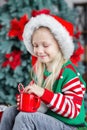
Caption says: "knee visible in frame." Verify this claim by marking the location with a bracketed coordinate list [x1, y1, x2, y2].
[15, 112, 36, 123]
[15, 112, 27, 121]
[2, 106, 13, 119]
[1, 106, 18, 121]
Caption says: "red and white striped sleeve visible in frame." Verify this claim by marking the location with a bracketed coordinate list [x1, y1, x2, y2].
[41, 76, 86, 119]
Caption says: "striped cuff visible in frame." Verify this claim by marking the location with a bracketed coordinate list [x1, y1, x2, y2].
[40, 89, 54, 104]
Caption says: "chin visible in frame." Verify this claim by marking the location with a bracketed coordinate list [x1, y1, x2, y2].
[39, 58, 50, 63]
[40, 60, 48, 63]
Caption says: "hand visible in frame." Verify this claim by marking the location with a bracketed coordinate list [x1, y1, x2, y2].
[16, 94, 20, 110]
[24, 83, 45, 97]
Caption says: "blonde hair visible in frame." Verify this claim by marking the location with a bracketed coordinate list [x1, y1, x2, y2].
[31, 27, 67, 91]
[31, 50, 66, 91]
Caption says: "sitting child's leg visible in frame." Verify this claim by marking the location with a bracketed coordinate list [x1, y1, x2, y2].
[0, 106, 19, 130]
[13, 112, 77, 130]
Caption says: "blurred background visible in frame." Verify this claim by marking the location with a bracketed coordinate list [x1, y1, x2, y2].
[0, 1, 87, 129]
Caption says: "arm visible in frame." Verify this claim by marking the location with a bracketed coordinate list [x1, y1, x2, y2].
[41, 73, 86, 119]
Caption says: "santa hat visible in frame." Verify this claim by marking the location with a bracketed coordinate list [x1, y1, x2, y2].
[23, 11, 74, 60]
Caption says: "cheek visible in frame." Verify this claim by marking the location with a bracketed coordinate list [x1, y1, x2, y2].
[46, 46, 59, 54]
[33, 48, 37, 54]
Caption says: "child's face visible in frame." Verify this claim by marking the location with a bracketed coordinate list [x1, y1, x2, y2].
[32, 27, 60, 65]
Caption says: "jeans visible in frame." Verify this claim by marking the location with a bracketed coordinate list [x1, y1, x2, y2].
[0, 106, 77, 130]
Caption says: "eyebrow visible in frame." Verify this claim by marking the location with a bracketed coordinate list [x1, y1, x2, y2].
[32, 41, 46, 45]
[32, 41, 48, 45]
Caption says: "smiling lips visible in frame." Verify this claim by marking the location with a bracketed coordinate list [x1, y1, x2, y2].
[38, 55, 47, 59]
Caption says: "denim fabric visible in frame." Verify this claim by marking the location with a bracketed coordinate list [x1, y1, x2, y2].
[0, 106, 77, 130]
[0, 106, 19, 130]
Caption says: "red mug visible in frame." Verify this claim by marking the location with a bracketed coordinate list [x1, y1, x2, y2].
[16, 83, 40, 112]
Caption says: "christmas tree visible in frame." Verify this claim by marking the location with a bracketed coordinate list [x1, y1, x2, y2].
[0, 0, 85, 105]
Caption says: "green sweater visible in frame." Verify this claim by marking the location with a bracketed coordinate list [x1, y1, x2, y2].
[41, 60, 87, 127]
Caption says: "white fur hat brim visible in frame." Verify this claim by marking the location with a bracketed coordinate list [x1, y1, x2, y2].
[23, 14, 74, 60]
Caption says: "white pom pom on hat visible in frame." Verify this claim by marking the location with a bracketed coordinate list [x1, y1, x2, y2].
[23, 13, 74, 60]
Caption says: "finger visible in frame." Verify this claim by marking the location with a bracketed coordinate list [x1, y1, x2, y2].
[24, 85, 31, 92]
[16, 97, 20, 101]
[16, 95, 20, 99]
[16, 97, 20, 102]
[17, 102, 20, 106]
[26, 87, 34, 94]
[17, 107, 20, 110]
[29, 80, 34, 85]
[17, 103, 20, 107]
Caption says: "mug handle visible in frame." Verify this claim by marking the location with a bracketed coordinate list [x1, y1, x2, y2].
[33, 96, 40, 110]
[18, 83, 25, 93]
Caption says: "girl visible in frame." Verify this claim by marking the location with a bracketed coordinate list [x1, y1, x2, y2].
[0, 13, 87, 130]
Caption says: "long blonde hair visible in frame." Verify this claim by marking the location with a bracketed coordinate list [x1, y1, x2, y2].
[31, 50, 66, 91]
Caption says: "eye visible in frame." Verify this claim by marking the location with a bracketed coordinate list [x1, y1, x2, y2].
[43, 42, 50, 48]
[43, 44, 50, 48]
[32, 44, 38, 47]
[44, 45, 49, 47]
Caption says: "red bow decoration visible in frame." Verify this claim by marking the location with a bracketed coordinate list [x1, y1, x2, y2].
[74, 31, 82, 39]
[70, 42, 84, 66]
[31, 9, 50, 17]
[74, 26, 82, 39]
[2, 50, 22, 70]
[32, 56, 37, 66]
[8, 14, 29, 41]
